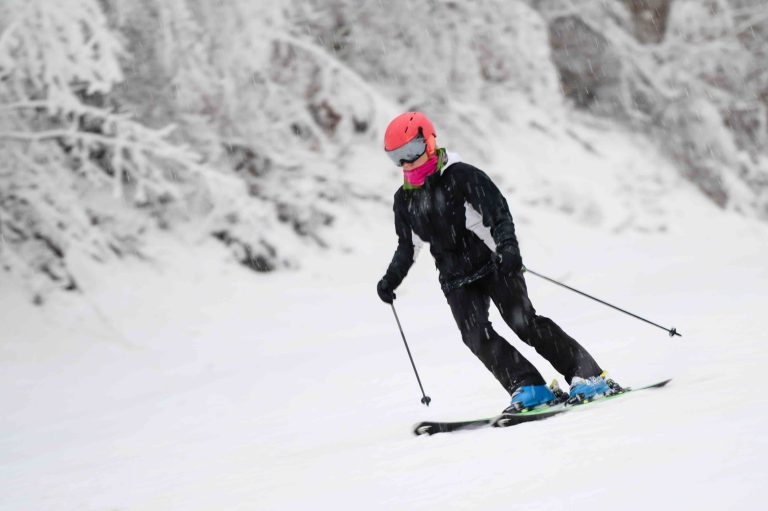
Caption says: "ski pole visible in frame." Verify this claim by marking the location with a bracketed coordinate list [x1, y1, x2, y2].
[523, 267, 682, 338]
[390, 303, 432, 406]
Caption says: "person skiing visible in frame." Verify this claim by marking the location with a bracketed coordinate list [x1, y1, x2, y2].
[376, 111, 615, 412]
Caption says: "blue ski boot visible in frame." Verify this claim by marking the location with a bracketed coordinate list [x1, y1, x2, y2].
[503, 385, 556, 413]
[568, 375, 613, 404]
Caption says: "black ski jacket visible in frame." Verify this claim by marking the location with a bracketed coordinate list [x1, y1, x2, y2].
[383, 151, 521, 294]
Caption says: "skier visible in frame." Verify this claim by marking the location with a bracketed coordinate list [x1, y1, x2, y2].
[376, 112, 615, 412]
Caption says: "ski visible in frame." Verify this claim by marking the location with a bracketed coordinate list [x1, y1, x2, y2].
[413, 418, 493, 436]
[413, 378, 672, 436]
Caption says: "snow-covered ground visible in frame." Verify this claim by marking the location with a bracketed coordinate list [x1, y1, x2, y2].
[2, 100, 768, 510]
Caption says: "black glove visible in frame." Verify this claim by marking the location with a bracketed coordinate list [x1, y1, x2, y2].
[496, 247, 523, 275]
[377, 277, 397, 304]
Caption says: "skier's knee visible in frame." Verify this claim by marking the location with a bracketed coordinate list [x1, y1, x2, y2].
[507, 308, 534, 339]
[461, 322, 495, 354]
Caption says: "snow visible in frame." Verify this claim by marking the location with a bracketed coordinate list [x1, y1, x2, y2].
[3, 3, 768, 506]
[3, 87, 768, 510]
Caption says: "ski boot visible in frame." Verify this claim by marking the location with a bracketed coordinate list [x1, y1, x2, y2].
[567, 372, 621, 404]
[502, 384, 557, 414]
[604, 376, 625, 394]
[548, 379, 570, 404]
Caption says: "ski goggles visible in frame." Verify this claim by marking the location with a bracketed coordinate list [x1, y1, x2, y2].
[385, 136, 427, 167]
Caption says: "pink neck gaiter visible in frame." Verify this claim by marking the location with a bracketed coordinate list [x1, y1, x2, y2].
[403, 155, 439, 187]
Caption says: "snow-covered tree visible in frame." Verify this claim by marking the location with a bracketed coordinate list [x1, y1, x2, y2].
[529, 0, 768, 218]
[3, 0, 767, 302]
[0, 0, 206, 300]
[287, 0, 560, 161]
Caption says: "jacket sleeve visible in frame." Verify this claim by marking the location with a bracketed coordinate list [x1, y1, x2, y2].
[384, 192, 417, 288]
[459, 164, 520, 255]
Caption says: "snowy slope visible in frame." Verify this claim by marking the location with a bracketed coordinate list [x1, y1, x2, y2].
[2, 96, 768, 511]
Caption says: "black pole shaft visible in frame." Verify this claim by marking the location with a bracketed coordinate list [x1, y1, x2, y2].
[524, 267, 681, 338]
[390, 303, 432, 406]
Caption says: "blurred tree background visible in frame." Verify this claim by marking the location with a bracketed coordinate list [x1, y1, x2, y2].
[1, 0, 766, 301]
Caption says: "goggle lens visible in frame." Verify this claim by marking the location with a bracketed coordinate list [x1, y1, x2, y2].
[385, 136, 427, 167]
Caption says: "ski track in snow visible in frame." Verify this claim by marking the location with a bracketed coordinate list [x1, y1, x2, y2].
[2, 105, 768, 510]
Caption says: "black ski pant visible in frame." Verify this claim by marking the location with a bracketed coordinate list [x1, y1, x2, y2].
[446, 270, 602, 395]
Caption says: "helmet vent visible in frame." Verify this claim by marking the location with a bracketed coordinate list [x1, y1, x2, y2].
[384, 111, 435, 151]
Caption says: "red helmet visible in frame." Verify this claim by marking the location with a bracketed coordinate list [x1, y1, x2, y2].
[384, 112, 437, 166]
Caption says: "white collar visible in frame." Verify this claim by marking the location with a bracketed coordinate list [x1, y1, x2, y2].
[441, 151, 462, 174]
